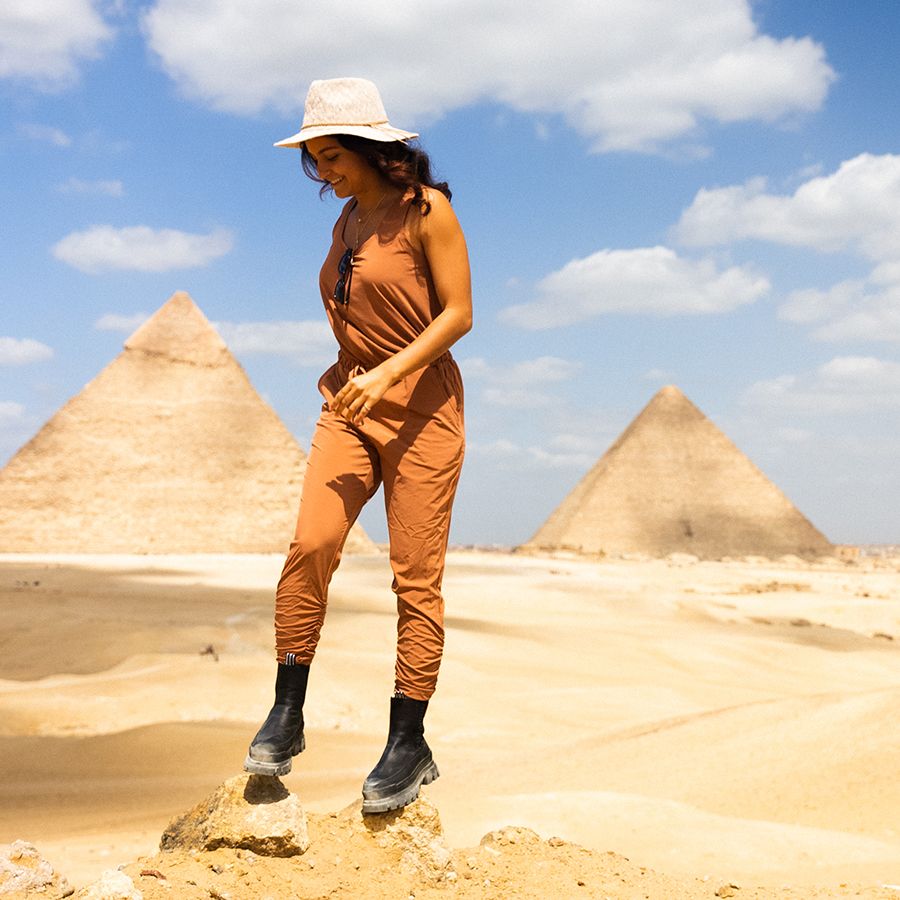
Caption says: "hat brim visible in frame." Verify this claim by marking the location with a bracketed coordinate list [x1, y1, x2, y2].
[274, 122, 418, 148]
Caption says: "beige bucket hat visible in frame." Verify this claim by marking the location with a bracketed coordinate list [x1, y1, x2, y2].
[274, 77, 418, 148]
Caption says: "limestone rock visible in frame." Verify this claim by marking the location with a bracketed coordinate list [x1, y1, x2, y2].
[0, 840, 71, 897]
[160, 774, 309, 857]
[77, 869, 140, 899]
[480, 826, 543, 848]
[355, 793, 453, 882]
[778, 554, 807, 566]
[666, 552, 700, 566]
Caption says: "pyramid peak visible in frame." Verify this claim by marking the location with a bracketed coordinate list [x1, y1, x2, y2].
[640, 384, 702, 421]
[647, 384, 693, 407]
[125, 291, 228, 365]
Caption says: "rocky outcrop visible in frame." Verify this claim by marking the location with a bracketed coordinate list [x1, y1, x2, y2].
[0, 840, 71, 897]
[117, 787, 455, 898]
[108, 787, 881, 899]
[77, 870, 141, 899]
[359, 794, 454, 882]
[159, 774, 309, 857]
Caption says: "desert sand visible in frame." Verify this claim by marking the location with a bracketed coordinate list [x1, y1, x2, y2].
[2, 549, 900, 898]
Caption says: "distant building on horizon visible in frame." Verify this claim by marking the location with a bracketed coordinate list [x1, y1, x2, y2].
[0, 291, 374, 554]
[521, 385, 833, 561]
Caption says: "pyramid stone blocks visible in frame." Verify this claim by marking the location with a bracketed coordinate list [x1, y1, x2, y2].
[523, 385, 832, 560]
[0, 292, 373, 554]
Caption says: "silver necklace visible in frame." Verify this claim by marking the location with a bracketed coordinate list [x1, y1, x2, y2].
[354, 191, 388, 250]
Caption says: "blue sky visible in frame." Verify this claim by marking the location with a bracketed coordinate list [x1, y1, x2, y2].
[2, 0, 899, 548]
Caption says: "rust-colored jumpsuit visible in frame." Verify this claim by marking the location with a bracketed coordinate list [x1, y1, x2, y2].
[274, 195, 466, 701]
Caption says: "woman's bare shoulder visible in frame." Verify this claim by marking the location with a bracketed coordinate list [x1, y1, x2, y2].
[422, 185, 450, 204]
[405, 189, 460, 249]
[419, 188, 459, 229]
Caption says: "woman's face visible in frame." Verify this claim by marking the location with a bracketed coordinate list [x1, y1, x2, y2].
[304, 137, 377, 199]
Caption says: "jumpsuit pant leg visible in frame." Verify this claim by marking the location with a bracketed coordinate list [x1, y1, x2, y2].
[379, 367, 465, 701]
[274, 408, 381, 664]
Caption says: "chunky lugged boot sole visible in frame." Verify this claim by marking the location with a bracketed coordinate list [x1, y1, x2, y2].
[361, 759, 439, 815]
[243, 732, 305, 776]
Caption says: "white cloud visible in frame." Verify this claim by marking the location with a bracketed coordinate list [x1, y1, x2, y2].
[94, 312, 149, 332]
[791, 162, 825, 183]
[462, 356, 581, 385]
[18, 123, 72, 147]
[778, 281, 862, 326]
[546, 433, 604, 454]
[742, 356, 900, 415]
[500, 246, 768, 329]
[467, 438, 521, 459]
[214, 320, 335, 366]
[57, 177, 124, 197]
[0, 337, 54, 366]
[0, 0, 113, 88]
[778, 263, 900, 343]
[675, 154, 900, 260]
[481, 388, 552, 409]
[142, 0, 833, 153]
[52, 225, 234, 273]
[674, 154, 900, 345]
[467, 437, 594, 470]
[0, 402, 26, 424]
[461, 355, 581, 407]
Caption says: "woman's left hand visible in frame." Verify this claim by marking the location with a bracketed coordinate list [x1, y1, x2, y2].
[331, 365, 394, 425]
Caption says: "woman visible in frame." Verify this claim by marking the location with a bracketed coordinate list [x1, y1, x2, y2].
[244, 77, 471, 816]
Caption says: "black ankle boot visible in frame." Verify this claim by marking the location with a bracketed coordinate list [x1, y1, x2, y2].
[361, 694, 439, 814]
[243, 662, 309, 776]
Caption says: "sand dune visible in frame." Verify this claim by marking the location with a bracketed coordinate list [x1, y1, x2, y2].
[1, 551, 899, 895]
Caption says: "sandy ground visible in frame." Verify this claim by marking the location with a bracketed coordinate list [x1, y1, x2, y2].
[1, 549, 900, 897]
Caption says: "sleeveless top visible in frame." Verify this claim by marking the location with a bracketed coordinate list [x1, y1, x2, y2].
[316, 194, 463, 416]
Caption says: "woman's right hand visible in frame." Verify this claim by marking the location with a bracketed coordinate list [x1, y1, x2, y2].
[331, 365, 394, 425]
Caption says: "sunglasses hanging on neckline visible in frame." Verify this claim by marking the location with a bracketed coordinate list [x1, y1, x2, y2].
[333, 248, 352, 305]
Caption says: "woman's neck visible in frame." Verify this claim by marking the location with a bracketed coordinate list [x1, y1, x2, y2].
[353, 180, 399, 216]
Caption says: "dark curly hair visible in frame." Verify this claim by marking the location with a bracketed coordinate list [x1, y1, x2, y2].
[301, 135, 451, 214]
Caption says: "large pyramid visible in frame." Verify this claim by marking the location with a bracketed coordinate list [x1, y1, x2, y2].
[522, 385, 832, 560]
[0, 292, 374, 554]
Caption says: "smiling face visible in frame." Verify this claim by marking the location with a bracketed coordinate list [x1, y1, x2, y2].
[304, 136, 381, 200]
